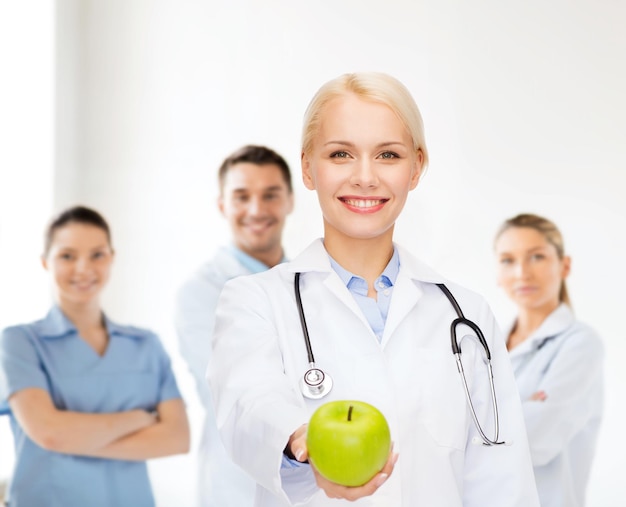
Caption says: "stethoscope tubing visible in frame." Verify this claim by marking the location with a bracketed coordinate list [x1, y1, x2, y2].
[294, 272, 315, 364]
[295, 273, 506, 446]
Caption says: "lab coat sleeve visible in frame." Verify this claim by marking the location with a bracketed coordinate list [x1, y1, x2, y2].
[174, 274, 220, 408]
[462, 300, 540, 506]
[521, 326, 604, 466]
[208, 276, 317, 505]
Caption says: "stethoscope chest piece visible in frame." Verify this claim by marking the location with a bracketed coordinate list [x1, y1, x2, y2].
[293, 272, 506, 446]
[300, 366, 333, 400]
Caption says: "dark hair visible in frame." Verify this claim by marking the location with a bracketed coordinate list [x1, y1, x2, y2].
[44, 206, 112, 256]
[495, 213, 571, 306]
[218, 145, 292, 193]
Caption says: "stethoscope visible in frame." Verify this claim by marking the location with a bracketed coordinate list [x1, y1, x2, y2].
[294, 272, 507, 447]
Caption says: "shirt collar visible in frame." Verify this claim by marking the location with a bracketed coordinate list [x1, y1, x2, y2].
[228, 244, 286, 274]
[36, 305, 76, 338]
[288, 239, 445, 284]
[104, 316, 146, 339]
[329, 246, 400, 290]
[36, 305, 144, 340]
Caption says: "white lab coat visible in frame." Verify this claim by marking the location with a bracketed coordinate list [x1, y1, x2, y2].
[507, 304, 604, 507]
[175, 247, 257, 507]
[208, 239, 539, 507]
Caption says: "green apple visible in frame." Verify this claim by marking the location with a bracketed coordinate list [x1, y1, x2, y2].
[306, 400, 391, 487]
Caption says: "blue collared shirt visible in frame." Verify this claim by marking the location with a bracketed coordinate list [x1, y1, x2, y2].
[228, 244, 287, 274]
[0, 306, 182, 507]
[282, 248, 400, 470]
[329, 247, 400, 342]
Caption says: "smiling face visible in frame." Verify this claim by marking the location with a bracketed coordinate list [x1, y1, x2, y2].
[495, 226, 570, 313]
[302, 93, 423, 246]
[42, 222, 114, 307]
[219, 162, 294, 266]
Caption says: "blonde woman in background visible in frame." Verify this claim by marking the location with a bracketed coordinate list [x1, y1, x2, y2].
[494, 213, 604, 507]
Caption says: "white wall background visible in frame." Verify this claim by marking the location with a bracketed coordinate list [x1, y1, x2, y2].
[1, 1, 625, 506]
[0, 0, 55, 493]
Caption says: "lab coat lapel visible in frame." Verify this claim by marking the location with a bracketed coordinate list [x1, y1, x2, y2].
[382, 244, 447, 345]
[508, 303, 575, 359]
[382, 274, 422, 344]
[322, 270, 373, 331]
[287, 239, 378, 334]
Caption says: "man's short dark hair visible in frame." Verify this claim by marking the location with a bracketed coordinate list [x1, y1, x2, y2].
[218, 145, 292, 193]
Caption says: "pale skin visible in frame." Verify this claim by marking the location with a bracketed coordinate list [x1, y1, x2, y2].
[495, 226, 571, 403]
[287, 93, 423, 500]
[8, 222, 189, 460]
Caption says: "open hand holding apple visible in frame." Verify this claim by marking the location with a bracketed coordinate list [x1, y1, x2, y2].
[306, 400, 392, 487]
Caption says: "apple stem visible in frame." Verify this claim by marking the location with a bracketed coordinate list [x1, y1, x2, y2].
[348, 405, 353, 422]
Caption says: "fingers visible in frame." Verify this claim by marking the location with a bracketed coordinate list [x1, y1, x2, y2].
[312, 448, 399, 501]
[287, 424, 309, 462]
[529, 390, 547, 401]
[381, 446, 399, 475]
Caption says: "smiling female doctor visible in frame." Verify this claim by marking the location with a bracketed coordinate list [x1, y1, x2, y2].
[208, 72, 539, 506]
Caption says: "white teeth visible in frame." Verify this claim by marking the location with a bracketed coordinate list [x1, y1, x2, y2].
[344, 199, 383, 208]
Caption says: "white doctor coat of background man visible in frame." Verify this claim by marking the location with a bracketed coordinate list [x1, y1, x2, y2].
[175, 145, 294, 507]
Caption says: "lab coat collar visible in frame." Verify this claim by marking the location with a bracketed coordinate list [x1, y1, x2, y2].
[507, 303, 575, 357]
[286, 239, 448, 345]
[287, 240, 364, 329]
[286, 239, 446, 284]
[285, 239, 333, 273]
[394, 243, 447, 284]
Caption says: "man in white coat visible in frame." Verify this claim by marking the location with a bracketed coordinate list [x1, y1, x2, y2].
[175, 145, 294, 507]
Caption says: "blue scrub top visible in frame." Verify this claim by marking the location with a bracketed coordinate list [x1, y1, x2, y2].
[0, 306, 182, 507]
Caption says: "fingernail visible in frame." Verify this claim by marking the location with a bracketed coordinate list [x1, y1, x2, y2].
[295, 449, 304, 462]
[375, 473, 388, 487]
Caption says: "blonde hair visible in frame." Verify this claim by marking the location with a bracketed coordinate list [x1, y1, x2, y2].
[301, 72, 429, 168]
[495, 213, 571, 306]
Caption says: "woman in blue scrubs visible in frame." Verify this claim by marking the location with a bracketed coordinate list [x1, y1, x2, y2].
[494, 213, 604, 507]
[0, 206, 190, 507]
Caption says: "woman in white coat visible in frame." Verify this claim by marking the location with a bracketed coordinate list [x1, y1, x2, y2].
[208, 72, 539, 506]
[494, 213, 604, 507]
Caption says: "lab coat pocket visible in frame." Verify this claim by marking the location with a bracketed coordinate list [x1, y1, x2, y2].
[413, 348, 468, 451]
